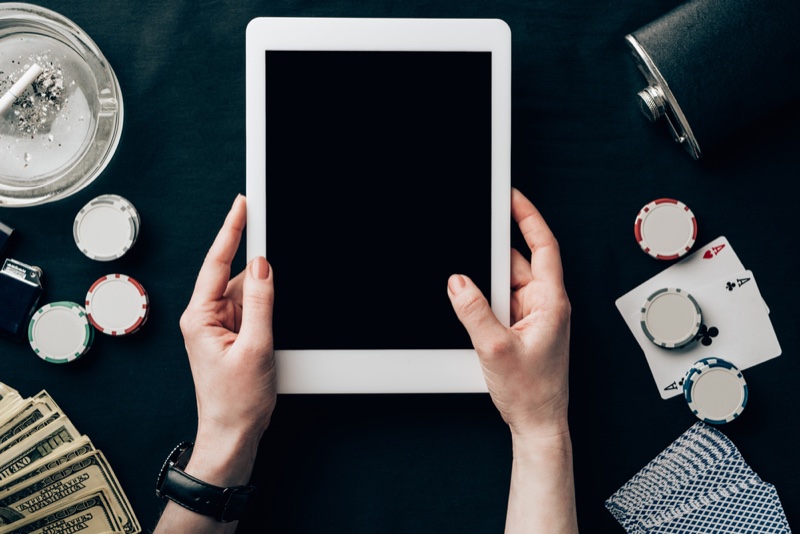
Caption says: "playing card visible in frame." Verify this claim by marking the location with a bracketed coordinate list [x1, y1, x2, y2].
[616, 236, 745, 323]
[606, 423, 791, 534]
[635, 460, 761, 530]
[647, 478, 791, 534]
[606, 422, 755, 531]
[628, 270, 781, 399]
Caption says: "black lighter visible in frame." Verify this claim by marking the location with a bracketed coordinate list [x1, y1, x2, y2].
[0, 259, 43, 340]
[626, 0, 800, 159]
[0, 220, 13, 257]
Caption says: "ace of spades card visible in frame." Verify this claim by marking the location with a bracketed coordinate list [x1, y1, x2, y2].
[617, 237, 781, 399]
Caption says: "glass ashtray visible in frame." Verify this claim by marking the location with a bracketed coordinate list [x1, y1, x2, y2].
[0, 3, 123, 207]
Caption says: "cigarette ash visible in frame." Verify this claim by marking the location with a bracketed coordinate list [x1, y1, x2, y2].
[0, 55, 69, 137]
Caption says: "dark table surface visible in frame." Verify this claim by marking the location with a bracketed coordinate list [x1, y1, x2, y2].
[2, 1, 799, 532]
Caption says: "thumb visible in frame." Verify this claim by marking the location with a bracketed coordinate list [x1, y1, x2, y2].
[239, 256, 275, 343]
[447, 274, 509, 357]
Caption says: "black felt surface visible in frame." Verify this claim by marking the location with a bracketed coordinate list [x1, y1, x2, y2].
[2, 1, 799, 532]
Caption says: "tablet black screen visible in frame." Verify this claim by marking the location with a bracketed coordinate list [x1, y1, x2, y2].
[265, 51, 491, 350]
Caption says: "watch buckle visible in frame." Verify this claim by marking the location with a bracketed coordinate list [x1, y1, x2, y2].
[217, 485, 257, 523]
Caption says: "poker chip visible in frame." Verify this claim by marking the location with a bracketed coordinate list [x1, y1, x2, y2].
[28, 301, 94, 364]
[634, 198, 697, 260]
[640, 288, 702, 349]
[73, 194, 141, 261]
[684, 358, 748, 424]
[85, 274, 149, 336]
[98, 194, 141, 237]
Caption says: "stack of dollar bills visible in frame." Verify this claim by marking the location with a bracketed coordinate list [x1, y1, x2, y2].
[0, 382, 140, 533]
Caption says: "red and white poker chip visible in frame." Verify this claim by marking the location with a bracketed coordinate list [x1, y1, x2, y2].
[85, 274, 149, 335]
[634, 198, 697, 260]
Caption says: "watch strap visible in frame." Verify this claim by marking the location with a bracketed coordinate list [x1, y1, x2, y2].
[156, 441, 257, 523]
[162, 464, 256, 522]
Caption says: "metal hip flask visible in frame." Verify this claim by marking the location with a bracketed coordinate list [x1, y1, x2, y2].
[626, 0, 800, 159]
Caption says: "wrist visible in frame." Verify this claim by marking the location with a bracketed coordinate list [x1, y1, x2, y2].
[186, 426, 263, 487]
[506, 426, 577, 533]
[510, 426, 572, 462]
[505, 392, 570, 446]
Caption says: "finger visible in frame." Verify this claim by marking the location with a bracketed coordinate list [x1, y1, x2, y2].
[223, 270, 246, 332]
[511, 188, 564, 287]
[510, 248, 532, 325]
[237, 256, 275, 351]
[191, 195, 246, 305]
[510, 247, 533, 291]
[223, 271, 246, 307]
[447, 274, 512, 359]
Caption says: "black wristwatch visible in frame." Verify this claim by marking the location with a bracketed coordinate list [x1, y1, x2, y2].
[156, 441, 257, 523]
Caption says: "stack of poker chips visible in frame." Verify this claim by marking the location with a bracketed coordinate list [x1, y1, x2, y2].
[85, 274, 149, 336]
[639, 287, 702, 350]
[27, 274, 149, 363]
[73, 194, 141, 262]
[637, 288, 749, 423]
[27, 301, 94, 364]
[634, 198, 697, 261]
[633, 200, 752, 425]
[0, 383, 140, 533]
[682, 358, 748, 425]
[606, 422, 790, 533]
[27, 195, 150, 364]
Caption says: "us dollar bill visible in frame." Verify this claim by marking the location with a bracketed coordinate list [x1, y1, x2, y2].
[0, 439, 95, 492]
[0, 423, 83, 484]
[0, 451, 139, 534]
[0, 384, 16, 404]
[0, 489, 123, 534]
[0, 412, 71, 458]
[1, 391, 60, 427]
[0, 385, 22, 423]
[0, 392, 64, 451]
[0, 405, 51, 450]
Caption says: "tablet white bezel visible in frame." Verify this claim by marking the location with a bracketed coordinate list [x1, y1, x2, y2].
[246, 17, 510, 393]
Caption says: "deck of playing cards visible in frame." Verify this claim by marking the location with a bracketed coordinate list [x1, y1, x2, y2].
[616, 236, 782, 399]
[606, 422, 792, 533]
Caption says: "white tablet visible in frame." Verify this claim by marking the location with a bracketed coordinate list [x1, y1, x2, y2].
[246, 18, 510, 393]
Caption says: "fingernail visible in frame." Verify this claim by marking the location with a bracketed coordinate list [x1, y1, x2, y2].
[448, 274, 466, 294]
[233, 193, 244, 207]
[251, 256, 269, 280]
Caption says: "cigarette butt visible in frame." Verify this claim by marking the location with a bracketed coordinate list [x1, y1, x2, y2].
[0, 63, 43, 115]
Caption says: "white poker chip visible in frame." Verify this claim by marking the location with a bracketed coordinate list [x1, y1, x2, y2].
[73, 195, 140, 261]
[28, 301, 94, 364]
[640, 288, 702, 349]
[635, 198, 697, 260]
[684, 358, 748, 424]
[86, 274, 149, 336]
[95, 194, 141, 238]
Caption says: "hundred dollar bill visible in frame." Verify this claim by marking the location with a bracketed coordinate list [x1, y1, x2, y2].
[0, 423, 83, 484]
[0, 412, 78, 458]
[29, 392, 61, 414]
[0, 385, 22, 423]
[0, 405, 50, 449]
[0, 412, 75, 459]
[0, 439, 95, 492]
[0, 451, 140, 533]
[0, 489, 123, 534]
[0, 384, 15, 403]
[0, 392, 63, 450]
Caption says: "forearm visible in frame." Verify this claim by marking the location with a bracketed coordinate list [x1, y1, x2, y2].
[154, 428, 262, 534]
[506, 431, 578, 534]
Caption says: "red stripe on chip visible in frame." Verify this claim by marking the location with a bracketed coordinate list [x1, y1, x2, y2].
[85, 274, 150, 336]
[634, 198, 697, 260]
